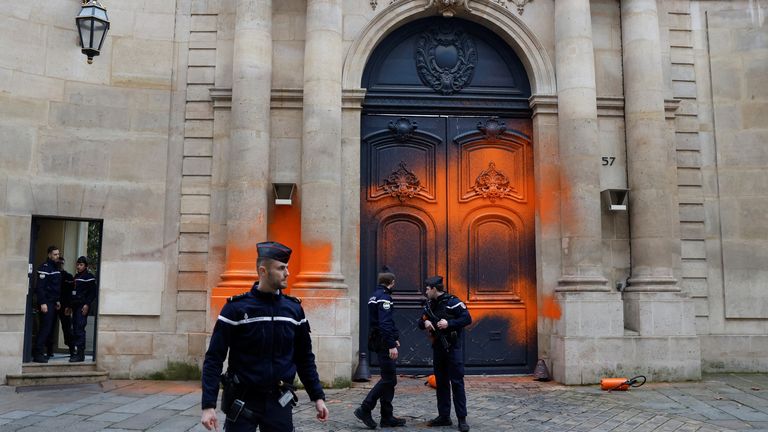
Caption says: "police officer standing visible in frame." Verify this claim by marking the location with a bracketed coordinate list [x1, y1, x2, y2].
[354, 266, 406, 429]
[46, 256, 75, 360]
[200, 241, 329, 432]
[418, 276, 472, 432]
[70, 256, 98, 362]
[33, 246, 62, 363]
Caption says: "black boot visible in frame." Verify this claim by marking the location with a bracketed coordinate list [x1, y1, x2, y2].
[380, 416, 406, 427]
[427, 416, 452, 427]
[458, 417, 470, 432]
[32, 354, 48, 363]
[68, 346, 76, 361]
[354, 406, 377, 429]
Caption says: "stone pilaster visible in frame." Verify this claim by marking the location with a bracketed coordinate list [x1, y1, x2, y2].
[296, 0, 346, 291]
[621, 0, 680, 294]
[620, 0, 700, 379]
[213, 0, 272, 303]
[296, 0, 351, 384]
[550, 0, 624, 384]
[554, 0, 608, 292]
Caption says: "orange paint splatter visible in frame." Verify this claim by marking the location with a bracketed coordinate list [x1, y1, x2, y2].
[540, 294, 561, 320]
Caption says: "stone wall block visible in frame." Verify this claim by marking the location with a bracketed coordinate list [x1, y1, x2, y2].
[318, 336, 352, 363]
[334, 298, 351, 335]
[153, 333, 189, 359]
[180, 214, 210, 233]
[100, 331, 153, 355]
[0, 94, 49, 125]
[112, 39, 174, 89]
[302, 298, 336, 336]
[180, 233, 209, 252]
[177, 292, 207, 311]
[187, 67, 216, 84]
[185, 120, 214, 138]
[177, 271, 208, 291]
[186, 102, 214, 120]
[184, 138, 214, 156]
[178, 253, 209, 272]
[191, 14, 218, 32]
[189, 49, 217, 67]
[188, 332, 208, 357]
[181, 176, 212, 195]
[181, 195, 210, 214]
[177, 311, 206, 333]
[182, 157, 213, 176]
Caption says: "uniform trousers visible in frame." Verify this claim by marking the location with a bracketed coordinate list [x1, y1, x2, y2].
[71, 304, 88, 350]
[34, 303, 57, 357]
[433, 346, 467, 418]
[223, 395, 294, 432]
[362, 350, 397, 418]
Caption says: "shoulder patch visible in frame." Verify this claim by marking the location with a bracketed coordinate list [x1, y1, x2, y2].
[283, 294, 302, 304]
[227, 292, 249, 303]
[382, 302, 391, 310]
[39, 274, 45, 279]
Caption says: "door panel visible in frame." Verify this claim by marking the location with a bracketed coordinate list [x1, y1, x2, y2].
[361, 115, 536, 372]
[361, 115, 447, 368]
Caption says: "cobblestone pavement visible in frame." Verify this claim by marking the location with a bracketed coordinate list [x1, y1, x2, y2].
[1, 374, 768, 431]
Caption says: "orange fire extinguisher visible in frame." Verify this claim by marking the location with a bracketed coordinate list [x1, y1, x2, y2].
[600, 375, 646, 391]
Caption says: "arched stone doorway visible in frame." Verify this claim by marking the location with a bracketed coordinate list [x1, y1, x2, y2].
[359, 16, 536, 373]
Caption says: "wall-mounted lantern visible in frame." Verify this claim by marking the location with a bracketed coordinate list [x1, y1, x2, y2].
[601, 188, 629, 211]
[76, 0, 110, 64]
[273, 183, 297, 206]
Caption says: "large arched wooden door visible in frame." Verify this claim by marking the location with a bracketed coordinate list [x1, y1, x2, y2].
[360, 17, 536, 373]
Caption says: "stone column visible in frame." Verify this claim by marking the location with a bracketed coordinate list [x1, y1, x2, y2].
[621, 0, 698, 339]
[621, 0, 678, 293]
[551, 0, 624, 384]
[619, 0, 700, 380]
[214, 0, 272, 298]
[554, 0, 607, 291]
[296, 0, 346, 291]
[296, 0, 350, 383]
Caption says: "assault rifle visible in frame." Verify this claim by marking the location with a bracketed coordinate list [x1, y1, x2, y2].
[423, 301, 451, 352]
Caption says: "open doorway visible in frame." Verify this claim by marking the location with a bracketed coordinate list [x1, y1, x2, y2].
[23, 217, 103, 364]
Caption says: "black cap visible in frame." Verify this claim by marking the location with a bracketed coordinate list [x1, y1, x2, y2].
[257, 241, 292, 264]
[76, 256, 88, 265]
[424, 275, 444, 289]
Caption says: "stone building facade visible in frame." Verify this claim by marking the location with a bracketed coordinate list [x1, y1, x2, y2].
[1, 0, 766, 385]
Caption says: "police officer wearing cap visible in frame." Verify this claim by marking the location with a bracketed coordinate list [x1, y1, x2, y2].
[33, 245, 62, 363]
[418, 275, 472, 432]
[70, 256, 98, 362]
[201, 241, 329, 432]
[354, 266, 406, 429]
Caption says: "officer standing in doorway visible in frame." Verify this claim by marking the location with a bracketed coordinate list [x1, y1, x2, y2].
[33, 246, 62, 363]
[70, 256, 98, 362]
[46, 256, 74, 359]
[200, 241, 329, 432]
[418, 275, 472, 432]
[354, 266, 406, 429]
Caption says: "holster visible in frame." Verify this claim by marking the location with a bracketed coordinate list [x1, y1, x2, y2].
[220, 371, 242, 415]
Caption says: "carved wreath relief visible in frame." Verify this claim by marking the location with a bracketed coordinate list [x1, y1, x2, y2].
[382, 161, 425, 202]
[416, 25, 477, 95]
[473, 161, 513, 203]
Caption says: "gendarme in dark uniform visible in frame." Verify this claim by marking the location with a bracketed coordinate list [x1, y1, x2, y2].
[33, 246, 62, 363]
[354, 267, 406, 429]
[200, 241, 329, 432]
[70, 256, 98, 362]
[418, 275, 472, 432]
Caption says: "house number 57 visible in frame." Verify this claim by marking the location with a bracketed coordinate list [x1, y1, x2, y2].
[601, 156, 615, 166]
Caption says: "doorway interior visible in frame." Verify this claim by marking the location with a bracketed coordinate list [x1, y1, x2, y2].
[24, 217, 103, 364]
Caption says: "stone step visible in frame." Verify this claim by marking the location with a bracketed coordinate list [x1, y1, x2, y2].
[7, 370, 109, 387]
[22, 362, 99, 374]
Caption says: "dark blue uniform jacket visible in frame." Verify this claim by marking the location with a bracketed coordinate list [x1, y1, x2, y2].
[201, 284, 325, 409]
[35, 259, 61, 305]
[72, 271, 98, 309]
[418, 293, 472, 349]
[367, 284, 400, 350]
